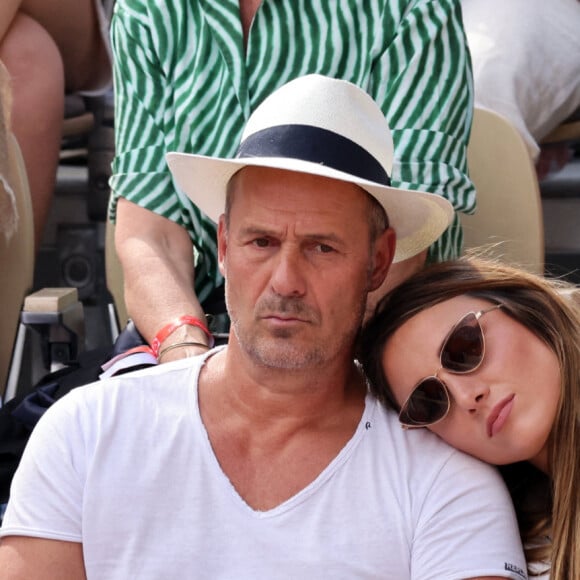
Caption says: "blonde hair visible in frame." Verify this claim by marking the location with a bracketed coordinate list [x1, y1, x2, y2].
[359, 256, 580, 578]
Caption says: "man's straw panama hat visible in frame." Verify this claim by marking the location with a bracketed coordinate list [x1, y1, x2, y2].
[166, 74, 453, 262]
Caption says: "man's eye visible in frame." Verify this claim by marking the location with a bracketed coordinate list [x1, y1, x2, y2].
[316, 243, 335, 254]
[253, 238, 270, 248]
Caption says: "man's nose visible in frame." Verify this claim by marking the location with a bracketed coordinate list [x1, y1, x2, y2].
[269, 248, 307, 297]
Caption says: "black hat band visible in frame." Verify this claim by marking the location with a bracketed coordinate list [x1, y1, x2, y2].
[237, 125, 390, 186]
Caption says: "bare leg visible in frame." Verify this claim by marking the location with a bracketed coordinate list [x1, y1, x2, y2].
[0, 0, 21, 40]
[21, 0, 111, 93]
[0, 0, 111, 249]
[0, 13, 64, 250]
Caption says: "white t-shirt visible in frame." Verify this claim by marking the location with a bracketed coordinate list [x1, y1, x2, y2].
[1, 353, 528, 579]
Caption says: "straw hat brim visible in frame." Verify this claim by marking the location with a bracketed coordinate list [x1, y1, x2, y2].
[166, 152, 454, 263]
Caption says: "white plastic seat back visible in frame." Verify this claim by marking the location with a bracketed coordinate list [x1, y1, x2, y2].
[462, 107, 544, 274]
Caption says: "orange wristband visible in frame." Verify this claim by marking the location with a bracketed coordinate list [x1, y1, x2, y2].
[151, 315, 214, 357]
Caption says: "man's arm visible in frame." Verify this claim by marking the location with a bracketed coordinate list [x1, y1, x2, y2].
[0, 537, 86, 580]
[115, 199, 211, 360]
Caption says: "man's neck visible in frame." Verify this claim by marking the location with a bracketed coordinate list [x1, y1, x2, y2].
[198, 347, 367, 511]
[207, 342, 363, 415]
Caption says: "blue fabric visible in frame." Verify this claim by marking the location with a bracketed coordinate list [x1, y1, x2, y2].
[11, 382, 60, 430]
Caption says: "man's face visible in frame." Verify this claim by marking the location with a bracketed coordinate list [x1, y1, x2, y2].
[218, 167, 394, 371]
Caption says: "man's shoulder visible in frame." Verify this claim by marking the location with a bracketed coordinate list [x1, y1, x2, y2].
[358, 397, 512, 533]
[367, 395, 498, 477]
[41, 354, 205, 424]
[367, 395, 451, 453]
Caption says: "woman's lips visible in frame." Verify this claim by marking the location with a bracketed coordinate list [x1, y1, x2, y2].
[487, 395, 515, 437]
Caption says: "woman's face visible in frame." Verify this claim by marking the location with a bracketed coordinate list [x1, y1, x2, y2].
[381, 295, 561, 470]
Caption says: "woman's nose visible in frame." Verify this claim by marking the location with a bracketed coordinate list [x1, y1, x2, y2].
[442, 373, 490, 414]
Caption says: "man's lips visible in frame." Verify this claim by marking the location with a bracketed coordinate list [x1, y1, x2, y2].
[262, 314, 309, 324]
[487, 394, 515, 438]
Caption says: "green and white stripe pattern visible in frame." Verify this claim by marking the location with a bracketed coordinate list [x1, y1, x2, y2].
[110, 0, 474, 303]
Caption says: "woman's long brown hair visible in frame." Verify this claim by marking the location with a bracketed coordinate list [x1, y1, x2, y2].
[359, 256, 580, 578]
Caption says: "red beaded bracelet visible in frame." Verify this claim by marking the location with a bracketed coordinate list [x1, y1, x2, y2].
[151, 315, 214, 358]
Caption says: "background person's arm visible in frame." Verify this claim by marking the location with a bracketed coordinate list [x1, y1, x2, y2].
[110, 3, 215, 360]
[365, 249, 427, 319]
[366, 0, 475, 308]
[115, 199, 211, 359]
[0, 537, 86, 580]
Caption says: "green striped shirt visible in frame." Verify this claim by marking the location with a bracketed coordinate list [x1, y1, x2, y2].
[110, 0, 474, 304]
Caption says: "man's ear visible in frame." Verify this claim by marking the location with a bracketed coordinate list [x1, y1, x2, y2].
[368, 227, 396, 292]
[217, 214, 227, 277]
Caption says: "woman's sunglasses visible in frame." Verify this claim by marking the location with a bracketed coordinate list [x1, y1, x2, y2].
[398, 304, 503, 429]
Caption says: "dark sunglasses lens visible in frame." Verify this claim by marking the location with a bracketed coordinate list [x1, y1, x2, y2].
[441, 313, 484, 373]
[400, 378, 449, 426]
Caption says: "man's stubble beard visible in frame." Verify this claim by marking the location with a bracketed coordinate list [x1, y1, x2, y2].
[226, 290, 367, 371]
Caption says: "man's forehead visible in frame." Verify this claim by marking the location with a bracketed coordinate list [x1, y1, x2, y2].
[228, 166, 371, 217]
[230, 193, 369, 238]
